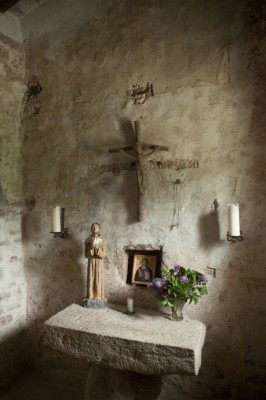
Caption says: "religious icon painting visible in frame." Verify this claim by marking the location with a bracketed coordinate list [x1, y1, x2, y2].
[126, 249, 162, 287]
[131, 254, 157, 286]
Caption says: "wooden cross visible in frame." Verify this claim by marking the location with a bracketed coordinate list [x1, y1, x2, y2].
[87, 120, 199, 222]
[109, 121, 169, 221]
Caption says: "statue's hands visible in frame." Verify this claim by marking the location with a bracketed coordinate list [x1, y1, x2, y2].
[85, 237, 103, 256]
[92, 237, 102, 250]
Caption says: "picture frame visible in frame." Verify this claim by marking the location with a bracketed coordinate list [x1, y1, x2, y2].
[126, 250, 161, 287]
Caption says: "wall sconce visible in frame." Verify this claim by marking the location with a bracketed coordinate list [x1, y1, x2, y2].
[50, 206, 69, 238]
[227, 203, 243, 242]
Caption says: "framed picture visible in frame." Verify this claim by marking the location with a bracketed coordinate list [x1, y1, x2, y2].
[126, 250, 161, 287]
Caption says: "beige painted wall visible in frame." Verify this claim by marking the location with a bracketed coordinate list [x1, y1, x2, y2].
[0, 0, 264, 397]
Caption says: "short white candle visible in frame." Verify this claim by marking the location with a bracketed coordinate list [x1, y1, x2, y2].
[228, 204, 240, 236]
[127, 297, 134, 313]
[52, 206, 61, 232]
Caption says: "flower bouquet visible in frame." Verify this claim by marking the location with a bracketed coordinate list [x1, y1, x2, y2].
[148, 264, 208, 320]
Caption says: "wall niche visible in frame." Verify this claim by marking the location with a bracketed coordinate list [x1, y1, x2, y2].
[124, 245, 163, 286]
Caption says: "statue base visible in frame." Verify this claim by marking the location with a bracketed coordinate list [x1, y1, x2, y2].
[83, 298, 108, 309]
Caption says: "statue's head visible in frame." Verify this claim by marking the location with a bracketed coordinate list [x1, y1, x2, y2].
[91, 223, 101, 234]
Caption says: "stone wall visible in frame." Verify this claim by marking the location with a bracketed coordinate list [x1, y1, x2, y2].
[0, 26, 26, 386]
[20, 0, 266, 398]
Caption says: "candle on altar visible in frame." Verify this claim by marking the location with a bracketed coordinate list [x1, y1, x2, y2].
[52, 206, 61, 233]
[228, 204, 240, 236]
[127, 297, 134, 313]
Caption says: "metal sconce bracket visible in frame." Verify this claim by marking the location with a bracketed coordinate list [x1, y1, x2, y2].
[226, 230, 243, 243]
[50, 228, 69, 239]
[125, 310, 136, 316]
[207, 266, 217, 278]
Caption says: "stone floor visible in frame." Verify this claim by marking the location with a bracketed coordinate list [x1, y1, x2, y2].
[0, 370, 86, 400]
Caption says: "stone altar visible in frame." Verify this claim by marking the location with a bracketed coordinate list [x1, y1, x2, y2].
[44, 303, 206, 399]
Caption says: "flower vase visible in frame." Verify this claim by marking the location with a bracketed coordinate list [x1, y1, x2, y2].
[170, 299, 185, 321]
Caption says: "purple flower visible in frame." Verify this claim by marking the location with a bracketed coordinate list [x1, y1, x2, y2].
[198, 275, 208, 284]
[148, 276, 168, 294]
[162, 285, 169, 294]
[179, 275, 189, 284]
[188, 289, 193, 296]
[153, 278, 165, 289]
[174, 264, 181, 275]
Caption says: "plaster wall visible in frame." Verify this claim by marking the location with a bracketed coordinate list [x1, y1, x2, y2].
[0, 13, 23, 43]
[0, 27, 27, 385]
[21, 0, 266, 398]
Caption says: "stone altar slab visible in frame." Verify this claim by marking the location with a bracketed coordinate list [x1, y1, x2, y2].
[44, 303, 206, 376]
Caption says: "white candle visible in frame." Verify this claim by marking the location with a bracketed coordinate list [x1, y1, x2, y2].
[52, 206, 61, 232]
[127, 297, 134, 313]
[228, 204, 240, 236]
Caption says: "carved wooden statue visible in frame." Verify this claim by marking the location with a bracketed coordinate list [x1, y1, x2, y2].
[85, 223, 106, 299]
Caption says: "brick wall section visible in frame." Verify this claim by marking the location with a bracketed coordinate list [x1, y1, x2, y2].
[0, 32, 26, 388]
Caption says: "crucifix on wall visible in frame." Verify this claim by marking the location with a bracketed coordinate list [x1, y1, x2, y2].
[109, 121, 169, 221]
[108, 120, 198, 221]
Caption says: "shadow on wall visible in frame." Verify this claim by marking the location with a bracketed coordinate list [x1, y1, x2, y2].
[119, 118, 136, 147]
[118, 118, 139, 226]
[22, 212, 86, 362]
[25, 240, 85, 319]
[107, 118, 139, 224]
[198, 212, 220, 248]
[0, 330, 27, 389]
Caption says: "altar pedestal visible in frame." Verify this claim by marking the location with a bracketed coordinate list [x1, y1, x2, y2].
[44, 304, 206, 399]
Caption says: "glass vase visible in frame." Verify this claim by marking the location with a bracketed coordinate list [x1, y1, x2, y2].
[170, 299, 185, 321]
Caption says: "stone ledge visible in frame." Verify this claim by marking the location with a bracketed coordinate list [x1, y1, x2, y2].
[44, 303, 206, 376]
